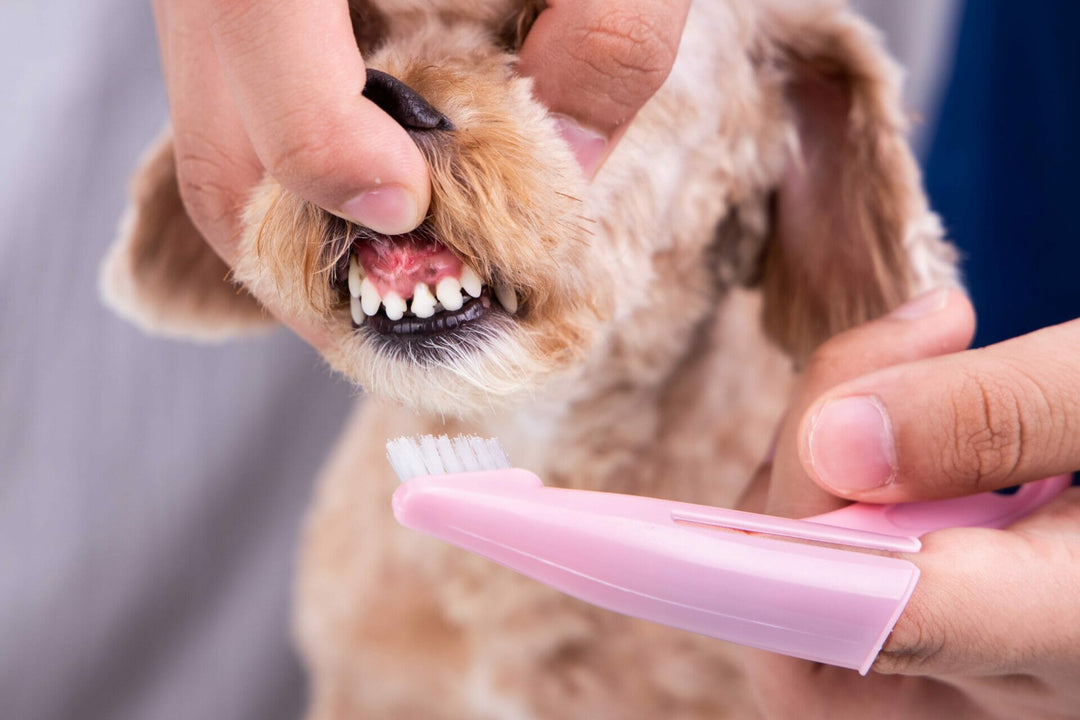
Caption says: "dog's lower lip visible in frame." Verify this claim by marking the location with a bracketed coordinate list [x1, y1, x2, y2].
[356, 289, 495, 335]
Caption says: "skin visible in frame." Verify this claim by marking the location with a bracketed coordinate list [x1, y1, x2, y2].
[152, 0, 690, 344]
[741, 288, 1080, 719]
[518, 0, 691, 176]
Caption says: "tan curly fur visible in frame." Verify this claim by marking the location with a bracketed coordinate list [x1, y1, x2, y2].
[102, 0, 958, 717]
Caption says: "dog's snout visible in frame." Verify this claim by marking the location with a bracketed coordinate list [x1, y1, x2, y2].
[363, 69, 453, 132]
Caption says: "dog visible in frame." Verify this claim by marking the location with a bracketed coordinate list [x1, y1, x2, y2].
[102, 0, 957, 717]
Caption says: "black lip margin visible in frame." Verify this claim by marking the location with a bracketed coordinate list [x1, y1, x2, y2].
[361, 299, 517, 365]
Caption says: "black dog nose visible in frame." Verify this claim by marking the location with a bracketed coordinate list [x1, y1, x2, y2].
[362, 69, 453, 132]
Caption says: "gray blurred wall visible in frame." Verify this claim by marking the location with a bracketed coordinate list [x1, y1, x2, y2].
[0, 3, 352, 719]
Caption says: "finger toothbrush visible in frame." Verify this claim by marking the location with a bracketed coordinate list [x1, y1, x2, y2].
[386, 435, 1070, 674]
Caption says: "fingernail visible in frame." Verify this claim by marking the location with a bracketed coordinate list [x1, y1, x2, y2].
[340, 185, 421, 235]
[807, 396, 896, 493]
[552, 114, 607, 179]
[889, 288, 949, 320]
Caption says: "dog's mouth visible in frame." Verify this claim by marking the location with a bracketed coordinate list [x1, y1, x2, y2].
[339, 230, 519, 338]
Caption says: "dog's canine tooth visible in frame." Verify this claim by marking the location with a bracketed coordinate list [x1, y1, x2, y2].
[411, 282, 436, 318]
[495, 282, 518, 314]
[350, 295, 365, 326]
[460, 265, 483, 298]
[348, 254, 363, 298]
[383, 292, 407, 321]
[359, 276, 382, 316]
[436, 277, 464, 311]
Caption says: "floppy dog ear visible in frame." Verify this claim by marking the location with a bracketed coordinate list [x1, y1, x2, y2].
[756, 2, 943, 362]
[100, 129, 274, 342]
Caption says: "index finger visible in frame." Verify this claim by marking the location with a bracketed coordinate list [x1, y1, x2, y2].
[154, 0, 264, 262]
[205, 0, 430, 233]
[876, 487, 1080, 679]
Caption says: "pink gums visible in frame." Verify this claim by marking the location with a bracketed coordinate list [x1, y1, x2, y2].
[355, 234, 464, 299]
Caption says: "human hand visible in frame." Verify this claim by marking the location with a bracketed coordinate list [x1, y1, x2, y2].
[156, 0, 692, 252]
[153, 0, 431, 345]
[742, 288, 1080, 719]
[518, 0, 691, 177]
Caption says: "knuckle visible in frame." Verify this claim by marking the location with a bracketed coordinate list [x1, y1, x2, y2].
[802, 342, 843, 380]
[875, 596, 949, 675]
[1009, 359, 1071, 468]
[801, 332, 861, 385]
[939, 370, 1025, 491]
[173, 135, 241, 232]
[262, 112, 343, 187]
[572, 8, 679, 112]
[207, 0, 267, 43]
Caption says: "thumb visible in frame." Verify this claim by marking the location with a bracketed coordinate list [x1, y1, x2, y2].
[517, 0, 690, 176]
[764, 288, 976, 518]
[798, 316, 1080, 503]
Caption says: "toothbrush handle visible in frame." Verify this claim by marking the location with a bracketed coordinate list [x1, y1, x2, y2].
[807, 475, 1072, 537]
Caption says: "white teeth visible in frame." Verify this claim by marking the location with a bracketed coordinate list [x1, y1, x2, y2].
[436, 276, 464, 311]
[359, 276, 382, 316]
[348, 266, 506, 323]
[350, 295, 365, 325]
[460, 265, 483, 298]
[410, 283, 436, 318]
[348, 254, 363, 298]
[495, 283, 518, 314]
[383, 292, 407, 321]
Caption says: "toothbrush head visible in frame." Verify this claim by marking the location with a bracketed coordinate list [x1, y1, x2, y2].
[386, 434, 511, 482]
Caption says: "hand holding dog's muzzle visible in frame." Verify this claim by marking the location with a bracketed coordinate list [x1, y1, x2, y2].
[152, 0, 433, 257]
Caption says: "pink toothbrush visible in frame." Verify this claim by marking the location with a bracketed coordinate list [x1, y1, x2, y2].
[387, 435, 1070, 674]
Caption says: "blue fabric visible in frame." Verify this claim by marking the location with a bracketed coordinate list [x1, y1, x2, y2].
[924, 0, 1080, 348]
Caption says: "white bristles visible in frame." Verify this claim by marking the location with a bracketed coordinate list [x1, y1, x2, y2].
[435, 435, 463, 474]
[419, 435, 445, 475]
[386, 437, 430, 482]
[386, 434, 512, 482]
[450, 435, 480, 471]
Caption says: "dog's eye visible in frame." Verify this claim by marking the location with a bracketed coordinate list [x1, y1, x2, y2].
[362, 70, 454, 132]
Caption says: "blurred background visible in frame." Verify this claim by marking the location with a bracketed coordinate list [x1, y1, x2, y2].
[0, 2, 1075, 719]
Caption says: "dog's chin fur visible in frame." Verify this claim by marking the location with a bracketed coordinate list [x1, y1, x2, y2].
[103, 0, 960, 716]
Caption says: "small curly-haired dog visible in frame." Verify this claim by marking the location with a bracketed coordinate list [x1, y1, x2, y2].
[102, 0, 957, 717]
